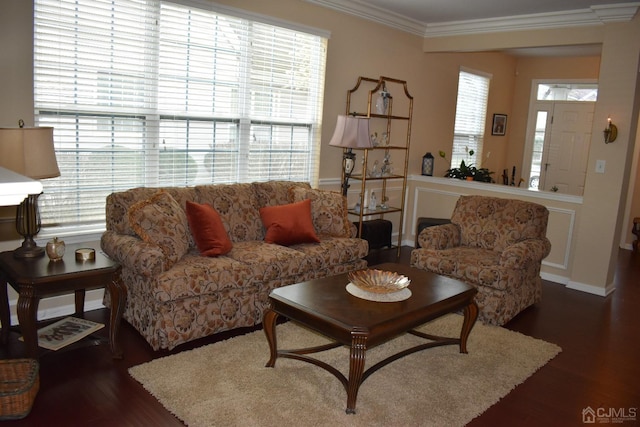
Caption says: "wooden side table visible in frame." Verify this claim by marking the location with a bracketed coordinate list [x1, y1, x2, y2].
[0, 242, 126, 359]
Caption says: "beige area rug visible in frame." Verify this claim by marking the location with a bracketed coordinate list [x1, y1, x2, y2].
[129, 314, 561, 427]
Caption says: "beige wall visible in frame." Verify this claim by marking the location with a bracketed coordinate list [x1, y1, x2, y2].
[1, 0, 639, 298]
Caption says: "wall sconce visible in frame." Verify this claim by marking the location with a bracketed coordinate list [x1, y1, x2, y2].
[603, 117, 617, 144]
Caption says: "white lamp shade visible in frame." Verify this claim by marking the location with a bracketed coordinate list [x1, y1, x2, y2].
[0, 127, 60, 179]
[328, 115, 371, 149]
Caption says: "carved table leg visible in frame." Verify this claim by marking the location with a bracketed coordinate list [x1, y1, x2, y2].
[263, 308, 279, 367]
[106, 270, 127, 359]
[0, 276, 10, 345]
[345, 330, 368, 414]
[460, 300, 479, 354]
[17, 292, 39, 358]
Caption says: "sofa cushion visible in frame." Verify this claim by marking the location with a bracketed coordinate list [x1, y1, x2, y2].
[290, 188, 351, 237]
[252, 181, 311, 208]
[226, 241, 309, 280]
[128, 191, 190, 269]
[153, 251, 255, 302]
[259, 199, 320, 246]
[292, 236, 370, 270]
[185, 201, 233, 257]
[195, 183, 263, 242]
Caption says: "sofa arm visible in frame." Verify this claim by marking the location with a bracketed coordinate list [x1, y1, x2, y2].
[417, 223, 461, 250]
[101, 231, 168, 277]
[500, 238, 552, 270]
[349, 222, 358, 238]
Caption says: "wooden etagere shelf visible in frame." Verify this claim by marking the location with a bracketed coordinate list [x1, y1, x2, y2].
[342, 76, 413, 255]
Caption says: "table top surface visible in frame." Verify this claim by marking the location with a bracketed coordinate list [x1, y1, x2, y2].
[269, 262, 476, 346]
[0, 242, 118, 283]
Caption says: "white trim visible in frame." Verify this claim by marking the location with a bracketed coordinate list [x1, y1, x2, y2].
[7, 290, 105, 325]
[304, 1, 640, 37]
[410, 175, 584, 204]
[544, 206, 576, 271]
[303, 0, 424, 36]
[423, 5, 640, 37]
[541, 271, 569, 285]
[566, 280, 615, 297]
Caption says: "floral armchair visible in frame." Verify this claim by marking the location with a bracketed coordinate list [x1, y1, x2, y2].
[410, 195, 551, 325]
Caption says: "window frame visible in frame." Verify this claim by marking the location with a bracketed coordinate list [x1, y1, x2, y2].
[33, 0, 328, 238]
[450, 67, 492, 169]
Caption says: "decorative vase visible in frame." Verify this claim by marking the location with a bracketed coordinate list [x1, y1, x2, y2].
[46, 237, 66, 261]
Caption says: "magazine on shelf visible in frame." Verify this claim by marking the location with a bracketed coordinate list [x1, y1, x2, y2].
[20, 316, 105, 351]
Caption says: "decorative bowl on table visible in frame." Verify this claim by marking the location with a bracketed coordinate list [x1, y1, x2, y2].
[347, 269, 410, 294]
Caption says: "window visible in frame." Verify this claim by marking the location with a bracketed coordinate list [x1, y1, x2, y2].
[536, 83, 598, 101]
[528, 111, 549, 190]
[34, 0, 327, 236]
[451, 69, 491, 169]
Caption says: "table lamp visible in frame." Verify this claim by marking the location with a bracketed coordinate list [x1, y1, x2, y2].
[0, 122, 59, 258]
[329, 115, 371, 196]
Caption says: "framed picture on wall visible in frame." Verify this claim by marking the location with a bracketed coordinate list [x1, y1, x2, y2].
[492, 114, 507, 136]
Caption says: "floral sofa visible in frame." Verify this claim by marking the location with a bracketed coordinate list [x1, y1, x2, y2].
[410, 195, 551, 326]
[101, 181, 368, 350]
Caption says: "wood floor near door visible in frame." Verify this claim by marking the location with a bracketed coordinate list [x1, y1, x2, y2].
[0, 248, 638, 427]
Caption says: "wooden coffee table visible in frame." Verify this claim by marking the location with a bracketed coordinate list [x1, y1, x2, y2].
[263, 262, 478, 414]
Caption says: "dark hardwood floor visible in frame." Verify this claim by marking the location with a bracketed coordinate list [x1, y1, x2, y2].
[1, 247, 638, 426]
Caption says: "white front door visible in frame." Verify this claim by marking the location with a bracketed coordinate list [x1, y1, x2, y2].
[540, 102, 594, 195]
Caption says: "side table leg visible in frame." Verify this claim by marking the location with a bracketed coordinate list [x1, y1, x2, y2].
[74, 289, 86, 317]
[16, 294, 39, 358]
[0, 277, 10, 345]
[263, 308, 279, 367]
[346, 330, 368, 414]
[106, 270, 127, 359]
[460, 300, 479, 354]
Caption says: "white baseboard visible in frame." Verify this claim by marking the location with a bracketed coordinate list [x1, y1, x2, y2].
[566, 280, 615, 297]
[540, 271, 569, 285]
[6, 289, 106, 326]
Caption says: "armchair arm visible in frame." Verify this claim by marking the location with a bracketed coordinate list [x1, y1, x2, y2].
[500, 238, 552, 269]
[417, 223, 461, 250]
[101, 231, 168, 277]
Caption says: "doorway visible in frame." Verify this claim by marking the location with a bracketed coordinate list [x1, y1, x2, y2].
[524, 81, 597, 196]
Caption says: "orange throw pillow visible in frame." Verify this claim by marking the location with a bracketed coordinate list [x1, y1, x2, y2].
[259, 199, 320, 246]
[185, 201, 232, 256]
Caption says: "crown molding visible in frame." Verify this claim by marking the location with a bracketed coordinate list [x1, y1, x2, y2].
[304, 0, 426, 36]
[424, 4, 640, 37]
[304, 1, 640, 38]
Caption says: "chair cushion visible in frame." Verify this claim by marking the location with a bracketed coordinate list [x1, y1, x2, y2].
[411, 247, 508, 291]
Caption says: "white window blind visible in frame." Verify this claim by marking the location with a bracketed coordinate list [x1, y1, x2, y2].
[34, 0, 327, 236]
[451, 69, 491, 168]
